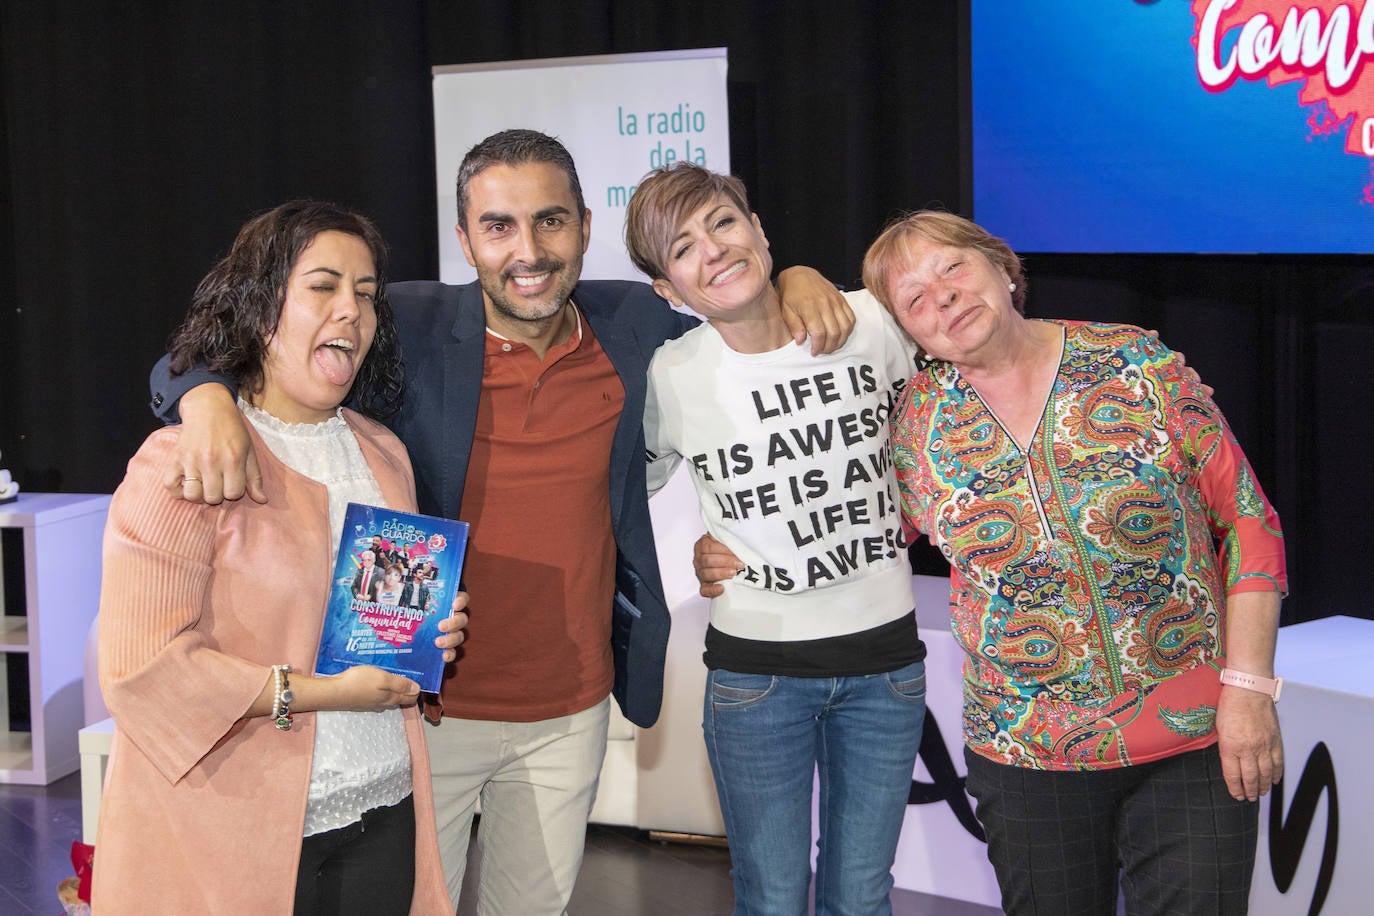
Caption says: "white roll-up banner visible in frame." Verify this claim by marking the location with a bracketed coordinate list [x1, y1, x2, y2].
[432, 48, 730, 286]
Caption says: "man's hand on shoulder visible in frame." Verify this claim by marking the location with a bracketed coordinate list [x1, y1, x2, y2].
[161, 383, 266, 504]
[776, 266, 855, 356]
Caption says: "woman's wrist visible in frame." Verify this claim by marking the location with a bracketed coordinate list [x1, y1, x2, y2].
[1220, 667, 1283, 702]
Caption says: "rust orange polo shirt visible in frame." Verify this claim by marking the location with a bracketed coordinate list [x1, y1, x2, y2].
[440, 305, 625, 721]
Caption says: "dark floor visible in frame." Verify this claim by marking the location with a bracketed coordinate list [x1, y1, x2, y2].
[0, 772, 999, 915]
[565, 825, 999, 916]
[0, 771, 84, 915]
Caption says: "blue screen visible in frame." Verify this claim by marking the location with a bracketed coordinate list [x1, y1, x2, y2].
[972, 0, 1374, 253]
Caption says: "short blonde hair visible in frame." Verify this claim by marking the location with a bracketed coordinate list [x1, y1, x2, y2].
[862, 210, 1025, 315]
[624, 162, 753, 281]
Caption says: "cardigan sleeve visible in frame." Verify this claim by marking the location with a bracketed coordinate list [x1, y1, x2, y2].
[1151, 341, 1287, 597]
[98, 428, 273, 785]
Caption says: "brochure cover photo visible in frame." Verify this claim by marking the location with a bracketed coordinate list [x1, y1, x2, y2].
[316, 502, 470, 692]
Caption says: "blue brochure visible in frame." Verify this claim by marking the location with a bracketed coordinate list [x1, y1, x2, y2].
[315, 502, 469, 692]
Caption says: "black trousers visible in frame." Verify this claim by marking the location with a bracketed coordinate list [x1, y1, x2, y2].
[964, 745, 1258, 916]
[294, 794, 416, 916]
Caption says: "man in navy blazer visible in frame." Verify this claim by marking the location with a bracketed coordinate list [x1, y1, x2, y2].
[385, 275, 692, 718]
[150, 130, 849, 913]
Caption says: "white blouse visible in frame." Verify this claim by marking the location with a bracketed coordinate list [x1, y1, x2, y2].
[241, 401, 411, 837]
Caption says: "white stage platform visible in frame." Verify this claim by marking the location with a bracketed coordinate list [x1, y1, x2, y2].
[1250, 615, 1371, 914]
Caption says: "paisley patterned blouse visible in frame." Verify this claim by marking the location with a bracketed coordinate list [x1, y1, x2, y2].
[891, 322, 1286, 771]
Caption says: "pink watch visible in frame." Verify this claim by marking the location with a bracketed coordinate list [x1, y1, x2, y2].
[1220, 667, 1283, 702]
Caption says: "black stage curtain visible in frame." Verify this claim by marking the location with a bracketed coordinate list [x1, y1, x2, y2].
[2, 1, 1368, 624]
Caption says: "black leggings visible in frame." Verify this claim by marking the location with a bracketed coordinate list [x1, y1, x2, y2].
[294, 794, 416, 916]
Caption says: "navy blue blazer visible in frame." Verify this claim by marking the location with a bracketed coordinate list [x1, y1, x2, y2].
[151, 278, 696, 727]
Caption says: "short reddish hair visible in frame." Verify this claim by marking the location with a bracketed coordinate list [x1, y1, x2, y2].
[863, 210, 1025, 315]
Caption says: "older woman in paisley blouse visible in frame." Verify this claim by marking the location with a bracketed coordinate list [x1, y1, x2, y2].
[864, 211, 1286, 916]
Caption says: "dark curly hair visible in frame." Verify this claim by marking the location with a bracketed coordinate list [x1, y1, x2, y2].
[167, 200, 403, 419]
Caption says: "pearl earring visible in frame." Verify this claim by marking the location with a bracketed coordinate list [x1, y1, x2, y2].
[1008, 283, 1017, 292]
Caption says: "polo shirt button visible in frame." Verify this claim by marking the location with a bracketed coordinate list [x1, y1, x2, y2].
[502, 343, 512, 352]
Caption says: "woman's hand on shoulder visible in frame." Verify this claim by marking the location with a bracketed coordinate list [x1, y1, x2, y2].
[1143, 328, 1215, 398]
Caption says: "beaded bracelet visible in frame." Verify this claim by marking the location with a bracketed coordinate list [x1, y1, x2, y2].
[272, 664, 294, 731]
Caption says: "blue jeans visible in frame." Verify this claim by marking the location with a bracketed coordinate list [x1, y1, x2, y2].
[702, 661, 927, 916]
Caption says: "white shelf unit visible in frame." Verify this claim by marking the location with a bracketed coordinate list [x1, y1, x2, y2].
[0, 492, 111, 784]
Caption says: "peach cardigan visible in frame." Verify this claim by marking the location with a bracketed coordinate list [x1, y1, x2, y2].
[93, 410, 449, 914]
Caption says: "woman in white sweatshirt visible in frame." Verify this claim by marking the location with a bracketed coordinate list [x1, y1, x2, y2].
[626, 164, 927, 916]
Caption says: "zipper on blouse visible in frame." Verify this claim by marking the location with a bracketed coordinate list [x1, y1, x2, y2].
[960, 329, 1130, 697]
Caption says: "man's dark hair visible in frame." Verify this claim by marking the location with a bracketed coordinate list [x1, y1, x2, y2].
[455, 129, 586, 229]
[167, 200, 402, 419]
